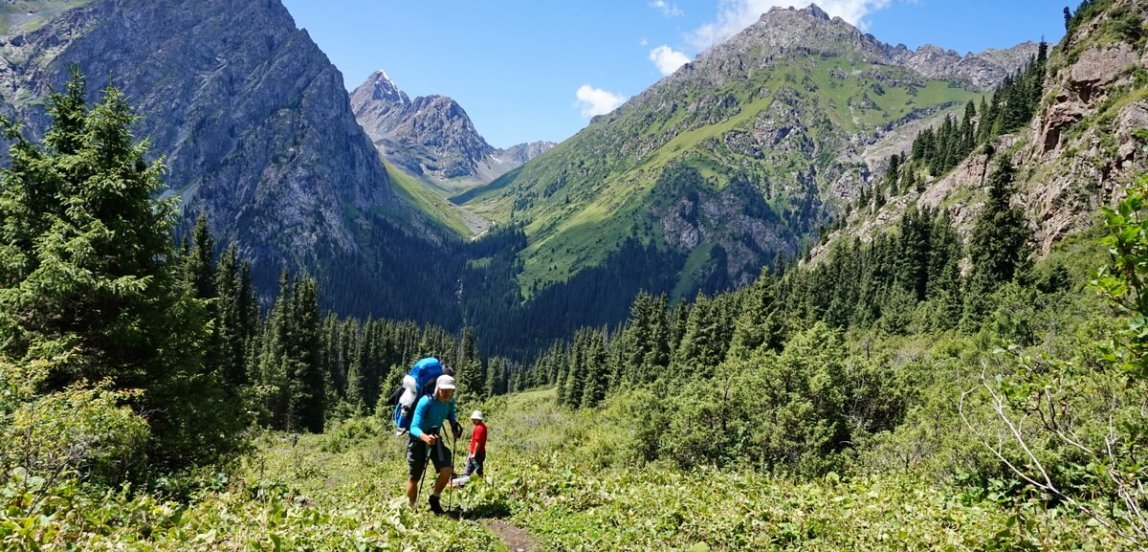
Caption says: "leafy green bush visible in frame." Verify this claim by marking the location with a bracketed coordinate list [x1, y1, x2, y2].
[321, 416, 382, 453]
[956, 177, 1148, 547]
[0, 357, 148, 487]
[3, 383, 149, 485]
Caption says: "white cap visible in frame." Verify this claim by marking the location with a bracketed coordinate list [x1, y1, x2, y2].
[436, 374, 456, 391]
[470, 410, 484, 421]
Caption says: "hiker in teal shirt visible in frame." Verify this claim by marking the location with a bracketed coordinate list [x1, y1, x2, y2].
[405, 374, 461, 514]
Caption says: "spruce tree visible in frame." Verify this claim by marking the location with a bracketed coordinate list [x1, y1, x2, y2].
[0, 72, 243, 468]
[185, 213, 216, 300]
[345, 323, 367, 414]
[579, 328, 609, 409]
[968, 159, 1033, 291]
[729, 267, 785, 355]
[215, 243, 252, 388]
[290, 277, 324, 433]
[257, 270, 293, 428]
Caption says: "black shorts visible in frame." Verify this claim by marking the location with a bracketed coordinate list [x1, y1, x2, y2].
[407, 437, 452, 481]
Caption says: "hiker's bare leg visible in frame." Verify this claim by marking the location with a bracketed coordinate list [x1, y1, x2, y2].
[433, 466, 453, 495]
[406, 479, 418, 507]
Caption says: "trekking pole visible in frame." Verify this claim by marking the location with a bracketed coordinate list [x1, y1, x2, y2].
[418, 428, 437, 509]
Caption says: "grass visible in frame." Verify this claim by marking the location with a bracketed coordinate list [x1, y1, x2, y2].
[385, 161, 476, 238]
[0, 0, 92, 37]
[672, 242, 715, 301]
[467, 257, 493, 270]
[2, 384, 1120, 550]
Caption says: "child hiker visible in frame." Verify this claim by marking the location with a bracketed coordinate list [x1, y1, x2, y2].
[451, 410, 487, 488]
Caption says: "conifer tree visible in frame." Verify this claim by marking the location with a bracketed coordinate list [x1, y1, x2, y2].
[554, 348, 569, 406]
[579, 328, 609, 409]
[562, 343, 586, 407]
[290, 277, 324, 433]
[969, 159, 1033, 291]
[345, 324, 367, 413]
[729, 267, 785, 355]
[215, 243, 252, 387]
[257, 270, 293, 427]
[0, 71, 243, 467]
[185, 214, 216, 300]
[456, 326, 483, 397]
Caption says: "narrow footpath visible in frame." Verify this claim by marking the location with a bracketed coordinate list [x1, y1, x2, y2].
[485, 520, 537, 552]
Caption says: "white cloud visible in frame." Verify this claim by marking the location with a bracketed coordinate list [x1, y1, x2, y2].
[650, 0, 683, 17]
[688, 0, 893, 50]
[575, 85, 627, 117]
[649, 45, 691, 76]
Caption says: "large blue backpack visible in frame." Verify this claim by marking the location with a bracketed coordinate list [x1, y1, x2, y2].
[390, 357, 444, 432]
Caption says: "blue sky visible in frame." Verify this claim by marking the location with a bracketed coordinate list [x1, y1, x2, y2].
[281, 1, 1066, 149]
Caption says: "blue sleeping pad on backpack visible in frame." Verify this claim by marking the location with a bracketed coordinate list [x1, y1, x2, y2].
[392, 357, 444, 431]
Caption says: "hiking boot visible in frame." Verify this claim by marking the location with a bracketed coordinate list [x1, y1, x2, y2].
[428, 494, 444, 515]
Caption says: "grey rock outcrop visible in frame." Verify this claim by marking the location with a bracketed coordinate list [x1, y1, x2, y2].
[1025, 0, 1148, 253]
[498, 140, 556, 167]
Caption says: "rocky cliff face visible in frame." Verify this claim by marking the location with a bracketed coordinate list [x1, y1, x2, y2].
[1026, 0, 1147, 252]
[891, 43, 1040, 89]
[500, 141, 555, 165]
[351, 71, 553, 183]
[0, 0, 451, 315]
[816, 0, 1148, 262]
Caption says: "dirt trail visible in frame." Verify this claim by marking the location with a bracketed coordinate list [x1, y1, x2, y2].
[486, 520, 537, 552]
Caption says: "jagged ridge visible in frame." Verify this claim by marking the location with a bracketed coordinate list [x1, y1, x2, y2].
[351, 70, 554, 185]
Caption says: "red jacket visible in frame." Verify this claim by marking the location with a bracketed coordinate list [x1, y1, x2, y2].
[469, 422, 487, 455]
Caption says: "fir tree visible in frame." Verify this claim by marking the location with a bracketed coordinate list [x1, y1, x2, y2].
[969, 159, 1033, 292]
[0, 71, 243, 468]
[290, 277, 324, 433]
[184, 213, 216, 300]
[729, 267, 785, 355]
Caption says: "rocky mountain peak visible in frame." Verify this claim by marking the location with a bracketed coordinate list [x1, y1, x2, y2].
[801, 3, 832, 21]
[892, 41, 1039, 89]
[689, 5, 1036, 91]
[738, 3, 878, 57]
[351, 75, 549, 183]
[501, 141, 556, 165]
[363, 69, 409, 106]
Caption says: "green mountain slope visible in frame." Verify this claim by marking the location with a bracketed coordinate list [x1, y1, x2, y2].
[384, 161, 487, 238]
[459, 6, 1020, 299]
